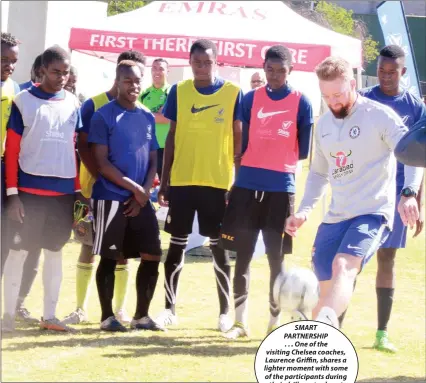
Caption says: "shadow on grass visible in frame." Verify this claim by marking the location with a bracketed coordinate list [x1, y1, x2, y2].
[2, 331, 258, 357]
[158, 246, 237, 264]
[103, 342, 258, 359]
[357, 378, 426, 382]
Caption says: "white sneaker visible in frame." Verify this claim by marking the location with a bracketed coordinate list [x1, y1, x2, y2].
[224, 323, 249, 339]
[115, 309, 132, 324]
[62, 308, 88, 325]
[155, 309, 178, 327]
[218, 314, 233, 333]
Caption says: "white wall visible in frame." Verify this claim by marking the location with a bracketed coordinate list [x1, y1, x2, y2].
[1, 1, 10, 32]
[7, 1, 49, 83]
[44, 1, 108, 49]
[5, 1, 108, 84]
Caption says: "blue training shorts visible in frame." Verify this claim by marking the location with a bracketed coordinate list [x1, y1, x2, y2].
[312, 214, 390, 281]
[380, 191, 407, 249]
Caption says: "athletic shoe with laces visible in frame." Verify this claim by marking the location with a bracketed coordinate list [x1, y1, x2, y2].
[131, 316, 166, 331]
[224, 322, 249, 339]
[155, 309, 178, 327]
[16, 307, 40, 324]
[40, 317, 77, 333]
[2, 314, 15, 333]
[62, 308, 88, 325]
[115, 309, 132, 324]
[218, 314, 233, 333]
[373, 330, 397, 353]
[100, 316, 128, 332]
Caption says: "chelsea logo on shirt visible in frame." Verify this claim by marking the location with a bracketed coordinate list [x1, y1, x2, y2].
[349, 126, 360, 139]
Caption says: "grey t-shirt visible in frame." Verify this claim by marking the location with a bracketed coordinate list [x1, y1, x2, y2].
[298, 95, 423, 229]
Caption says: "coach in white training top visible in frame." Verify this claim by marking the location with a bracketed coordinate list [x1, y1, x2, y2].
[285, 57, 423, 329]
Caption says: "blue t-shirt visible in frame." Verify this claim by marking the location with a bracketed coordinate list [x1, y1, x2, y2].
[359, 85, 426, 188]
[88, 100, 159, 202]
[8, 86, 82, 194]
[162, 77, 243, 122]
[79, 92, 114, 135]
[235, 84, 313, 193]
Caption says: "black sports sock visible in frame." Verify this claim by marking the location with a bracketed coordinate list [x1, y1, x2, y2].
[17, 249, 42, 307]
[377, 287, 394, 331]
[164, 237, 187, 314]
[96, 257, 117, 322]
[134, 260, 160, 320]
[338, 279, 357, 328]
[210, 241, 231, 315]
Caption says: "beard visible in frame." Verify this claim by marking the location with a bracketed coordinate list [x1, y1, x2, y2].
[329, 103, 351, 119]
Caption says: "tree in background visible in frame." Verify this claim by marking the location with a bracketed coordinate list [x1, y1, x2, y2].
[107, 0, 147, 16]
[286, 0, 379, 65]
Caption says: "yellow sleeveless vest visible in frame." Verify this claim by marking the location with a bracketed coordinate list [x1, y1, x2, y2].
[1, 78, 17, 156]
[79, 92, 110, 198]
[171, 79, 240, 190]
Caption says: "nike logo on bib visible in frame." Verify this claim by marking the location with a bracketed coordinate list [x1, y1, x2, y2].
[257, 107, 289, 119]
[191, 104, 220, 113]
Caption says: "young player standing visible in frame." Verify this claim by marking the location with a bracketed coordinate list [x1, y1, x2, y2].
[220, 45, 313, 339]
[63, 51, 147, 326]
[1, 32, 21, 272]
[139, 58, 170, 180]
[359, 45, 426, 352]
[3, 46, 80, 332]
[89, 60, 163, 332]
[156, 40, 243, 332]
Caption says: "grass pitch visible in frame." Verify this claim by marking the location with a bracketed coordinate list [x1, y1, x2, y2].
[1, 167, 425, 382]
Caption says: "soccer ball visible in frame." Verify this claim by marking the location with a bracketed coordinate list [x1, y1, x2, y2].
[273, 267, 320, 315]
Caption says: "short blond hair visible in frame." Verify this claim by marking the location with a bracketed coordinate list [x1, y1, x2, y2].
[315, 56, 354, 81]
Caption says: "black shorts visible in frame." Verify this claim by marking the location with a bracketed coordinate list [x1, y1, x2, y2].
[8, 192, 74, 252]
[164, 186, 227, 238]
[220, 187, 294, 255]
[92, 199, 162, 260]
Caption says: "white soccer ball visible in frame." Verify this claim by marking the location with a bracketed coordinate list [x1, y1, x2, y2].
[273, 267, 320, 314]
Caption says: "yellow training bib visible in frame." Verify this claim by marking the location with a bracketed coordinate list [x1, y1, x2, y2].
[171, 79, 240, 190]
[79, 92, 110, 198]
[1, 78, 16, 156]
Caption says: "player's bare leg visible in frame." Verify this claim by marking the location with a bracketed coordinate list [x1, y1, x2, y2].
[315, 254, 361, 328]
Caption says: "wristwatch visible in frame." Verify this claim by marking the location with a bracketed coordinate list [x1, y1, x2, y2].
[401, 187, 417, 198]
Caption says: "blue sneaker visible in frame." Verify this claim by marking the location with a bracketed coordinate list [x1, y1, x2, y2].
[100, 316, 128, 332]
[131, 316, 166, 331]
